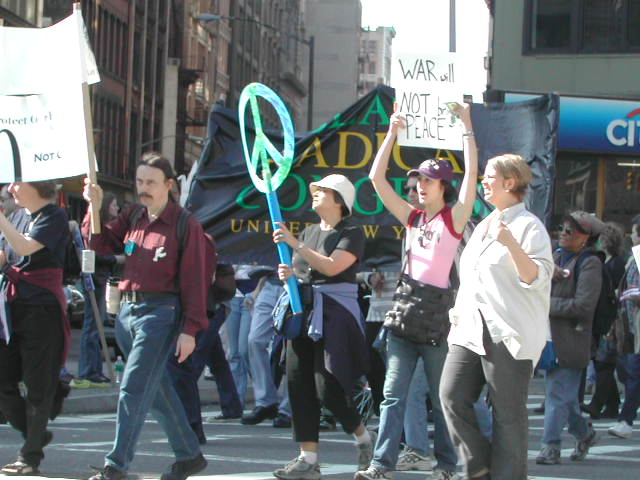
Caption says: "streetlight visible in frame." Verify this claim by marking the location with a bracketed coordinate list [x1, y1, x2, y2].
[196, 13, 315, 131]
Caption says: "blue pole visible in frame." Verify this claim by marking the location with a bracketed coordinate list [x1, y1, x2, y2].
[266, 191, 303, 314]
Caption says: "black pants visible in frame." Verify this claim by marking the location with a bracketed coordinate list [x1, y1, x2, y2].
[0, 303, 64, 466]
[590, 360, 620, 412]
[365, 322, 386, 416]
[440, 325, 533, 480]
[287, 334, 362, 442]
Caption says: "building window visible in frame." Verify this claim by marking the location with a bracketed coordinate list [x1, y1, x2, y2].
[526, 0, 640, 54]
[368, 62, 376, 74]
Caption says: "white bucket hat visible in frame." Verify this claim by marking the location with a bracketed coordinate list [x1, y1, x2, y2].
[309, 174, 356, 216]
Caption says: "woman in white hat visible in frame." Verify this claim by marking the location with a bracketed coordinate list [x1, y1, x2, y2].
[355, 104, 478, 480]
[272, 174, 373, 480]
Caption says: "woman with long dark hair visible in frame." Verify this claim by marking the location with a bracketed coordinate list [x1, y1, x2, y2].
[356, 103, 478, 480]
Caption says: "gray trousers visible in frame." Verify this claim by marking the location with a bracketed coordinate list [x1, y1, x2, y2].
[440, 327, 533, 480]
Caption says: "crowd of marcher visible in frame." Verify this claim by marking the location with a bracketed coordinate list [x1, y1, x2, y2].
[0, 103, 639, 480]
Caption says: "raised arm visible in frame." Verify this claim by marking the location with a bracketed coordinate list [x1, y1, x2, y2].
[369, 110, 414, 226]
[450, 103, 479, 234]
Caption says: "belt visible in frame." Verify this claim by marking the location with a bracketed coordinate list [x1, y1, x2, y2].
[122, 291, 176, 303]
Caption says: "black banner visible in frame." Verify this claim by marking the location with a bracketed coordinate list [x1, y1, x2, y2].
[186, 86, 558, 267]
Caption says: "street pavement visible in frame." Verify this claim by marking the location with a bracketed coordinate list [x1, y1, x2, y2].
[1, 389, 638, 480]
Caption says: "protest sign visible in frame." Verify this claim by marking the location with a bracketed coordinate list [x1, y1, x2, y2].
[0, 87, 89, 183]
[392, 52, 483, 150]
[0, 9, 99, 95]
[0, 7, 99, 183]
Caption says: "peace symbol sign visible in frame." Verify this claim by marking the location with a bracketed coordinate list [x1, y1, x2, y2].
[238, 83, 295, 193]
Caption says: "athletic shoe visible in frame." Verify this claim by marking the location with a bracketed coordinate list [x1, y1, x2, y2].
[160, 453, 207, 480]
[395, 447, 433, 471]
[86, 373, 112, 388]
[87, 465, 127, 480]
[570, 426, 598, 461]
[608, 420, 633, 439]
[273, 456, 321, 480]
[431, 469, 461, 480]
[353, 466, 393, 480]
[1, 461, 39, 476]
[70, 378, 91, 389]
[535, 445, 561, 465]
[356, 430, 377, 470]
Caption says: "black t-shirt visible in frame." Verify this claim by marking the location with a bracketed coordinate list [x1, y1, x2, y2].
[14, 204, 69, 303]
[292, 221, 364, 284]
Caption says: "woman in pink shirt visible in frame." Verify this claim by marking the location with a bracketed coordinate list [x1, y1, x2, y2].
[355, 104, 478, 480]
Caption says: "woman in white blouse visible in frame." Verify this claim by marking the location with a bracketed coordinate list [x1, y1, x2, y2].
[439, 154, 553, 480]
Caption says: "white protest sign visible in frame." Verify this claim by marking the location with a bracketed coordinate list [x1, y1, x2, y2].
[0, 86, 90, 182]
[0, 9, 100, 182]
[392, 52, 483, 150]
[0, 10, 99, 95]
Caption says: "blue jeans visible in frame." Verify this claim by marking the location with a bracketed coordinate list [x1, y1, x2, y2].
[543, 367, 589, 446]
[168, 303, 242, 434]
[373, 333, 457, 472]
[247, 280, 290, 415]
[617, 353, 640, 425]
[79, 282, 107, 379]
[404, 359, 430, 456]
[106, 296, 200, 472]
[227, 295, 252, 406]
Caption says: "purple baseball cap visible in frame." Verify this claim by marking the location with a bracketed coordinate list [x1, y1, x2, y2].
[407, 159, 454, 183]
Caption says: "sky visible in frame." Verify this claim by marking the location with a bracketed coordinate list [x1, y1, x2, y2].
[360, 0, 451, 54]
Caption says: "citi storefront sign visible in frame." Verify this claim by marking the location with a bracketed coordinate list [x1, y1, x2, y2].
[507, 93, 640, 154]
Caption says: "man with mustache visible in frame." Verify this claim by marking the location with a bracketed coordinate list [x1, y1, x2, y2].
[81, 152, 211, 480]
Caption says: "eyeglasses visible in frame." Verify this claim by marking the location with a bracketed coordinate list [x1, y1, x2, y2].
[557, 225, 573, 235]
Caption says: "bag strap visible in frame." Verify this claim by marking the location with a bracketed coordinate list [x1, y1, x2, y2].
[401, 209, 422, 277]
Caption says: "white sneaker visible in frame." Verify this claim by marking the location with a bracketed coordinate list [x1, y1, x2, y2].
[431, 469, 461, 480]
[608, 421, 633, 439]
[395, 447, 433, 471]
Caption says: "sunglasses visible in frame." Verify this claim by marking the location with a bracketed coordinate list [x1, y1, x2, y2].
[558, 225, 573, 235]
[404, 186, 417, 193]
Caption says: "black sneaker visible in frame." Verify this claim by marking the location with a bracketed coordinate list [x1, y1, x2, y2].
[241, 404, 278, 425]
[273, 413, 292, 428]
[160, 453, 207, 480]
[87, 465, 127, 480]
[570, 426, 598, 461]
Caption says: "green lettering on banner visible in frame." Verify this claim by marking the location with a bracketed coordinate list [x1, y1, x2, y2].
[353, 176, 383, 215]
[360, 95, 390, 126]
[236, 185, 260, 209]
[280, 173, 307, 211]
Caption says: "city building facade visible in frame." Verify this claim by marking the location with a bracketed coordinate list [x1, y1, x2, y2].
[490, 0, 640, 227]
[357, 26, 394, 98]
[303, 0, 361, 129]
[0, 0, 42, 26]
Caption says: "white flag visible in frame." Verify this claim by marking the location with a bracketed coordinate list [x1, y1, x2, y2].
[0, 9, 100, 182]
[0, 9, 100, 95]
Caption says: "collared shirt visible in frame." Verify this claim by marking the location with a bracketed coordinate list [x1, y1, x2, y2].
[82, 202, 208, 336]
[448, 202, 553, 363]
